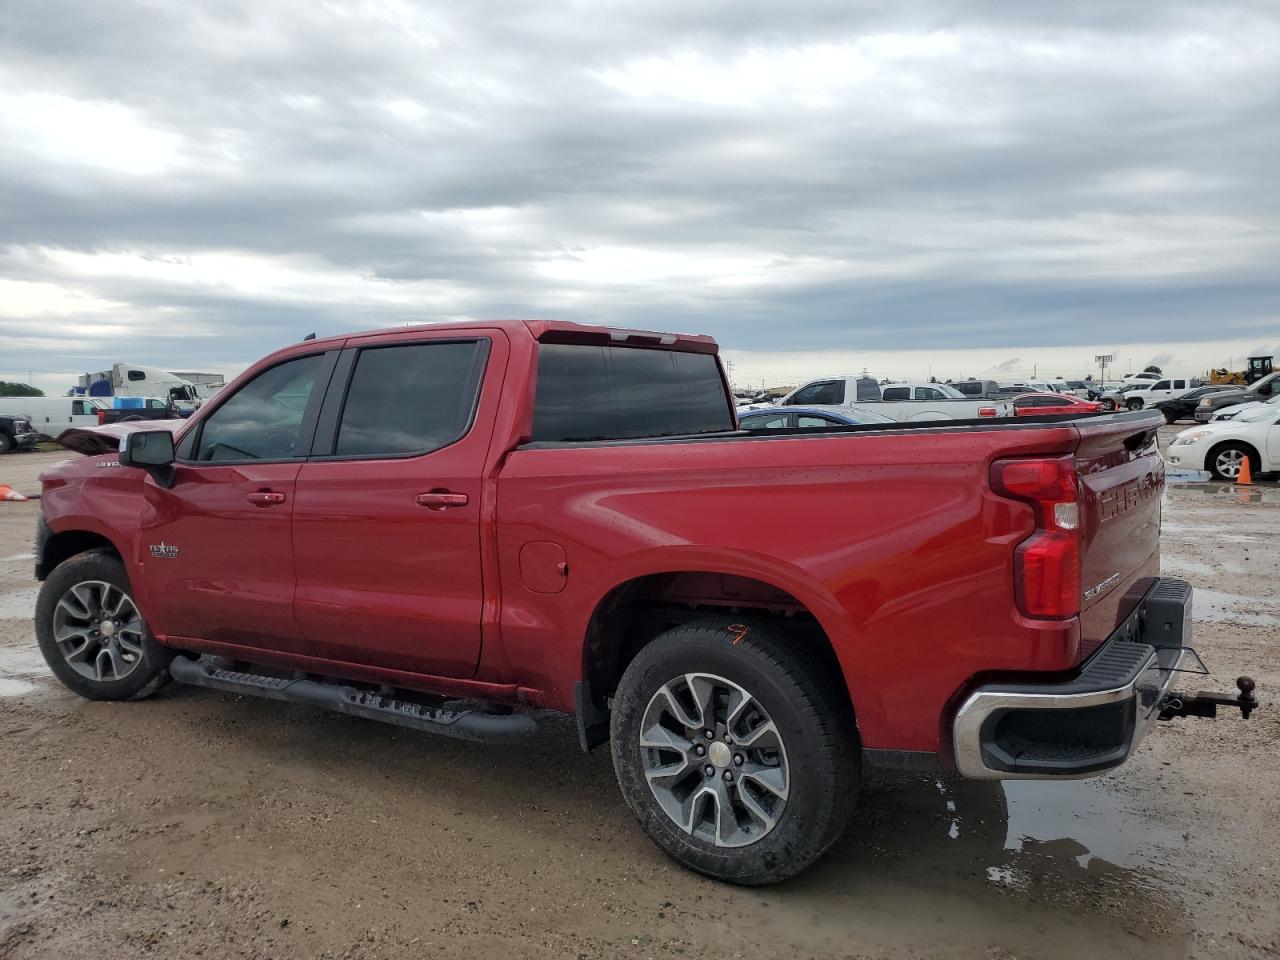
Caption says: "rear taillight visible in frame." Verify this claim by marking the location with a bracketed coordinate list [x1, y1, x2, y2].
[978, 407, 997, 417]
[991, 456, 1081, 619]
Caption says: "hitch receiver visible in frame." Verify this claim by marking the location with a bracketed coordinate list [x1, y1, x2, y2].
[1160, 676, 1258, 721]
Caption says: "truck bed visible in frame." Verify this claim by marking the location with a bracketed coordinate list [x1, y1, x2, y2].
[501, 408, 1164, 753]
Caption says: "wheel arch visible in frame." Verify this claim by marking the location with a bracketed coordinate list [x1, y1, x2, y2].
[37, 527, 125, 581]
[574, 557, 861, 751]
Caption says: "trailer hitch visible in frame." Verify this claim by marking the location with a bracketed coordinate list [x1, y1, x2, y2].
[1159, 676, 1258, 721]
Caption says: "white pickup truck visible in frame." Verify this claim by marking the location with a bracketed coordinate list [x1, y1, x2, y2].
[776, 376, 1014, 422]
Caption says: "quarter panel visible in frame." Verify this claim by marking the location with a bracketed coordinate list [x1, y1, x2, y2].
[495, 425, 1084, 750]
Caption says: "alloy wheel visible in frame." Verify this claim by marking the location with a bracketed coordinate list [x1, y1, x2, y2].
[639, 673, 789, 847]
[1214, 448, 1246, 480]
[52, 580, 146, 682]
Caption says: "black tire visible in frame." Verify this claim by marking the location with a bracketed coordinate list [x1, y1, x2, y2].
[1100, 398, 1116, 412]
[610, 619, 859, 885]
[0, 432, 12, 454]
[35, 550, 173, 701]
[1126, 397, 1144, 411]
[1206, 442, 1260, 483]
[1162, 408, 1178, 424]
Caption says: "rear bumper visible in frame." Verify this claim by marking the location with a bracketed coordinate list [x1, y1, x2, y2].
[952, 578, 1192, 779]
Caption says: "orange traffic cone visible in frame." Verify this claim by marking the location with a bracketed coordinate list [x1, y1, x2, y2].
[0, 484, 28, 502]
[1236, 456, 1253, 486]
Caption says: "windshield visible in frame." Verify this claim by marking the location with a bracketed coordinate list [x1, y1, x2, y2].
[1238, 397, 1280, 422]
[1239, 404, 1280, 422]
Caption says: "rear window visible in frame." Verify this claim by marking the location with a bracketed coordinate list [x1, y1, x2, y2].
[531, 343, 733, 442]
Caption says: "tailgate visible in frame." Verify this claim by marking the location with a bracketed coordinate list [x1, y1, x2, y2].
[1073, 411, 1165, 658]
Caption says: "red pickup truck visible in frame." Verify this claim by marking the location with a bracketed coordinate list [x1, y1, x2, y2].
[32, 320, 1255, 884]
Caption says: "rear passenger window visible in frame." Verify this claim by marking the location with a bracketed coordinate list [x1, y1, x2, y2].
[742, 414, 789, 430]
[788, 380, 845, 405]
[882, 386, 909, 401]
[335, 341, 488, 457]
[531, 343, 734, 442]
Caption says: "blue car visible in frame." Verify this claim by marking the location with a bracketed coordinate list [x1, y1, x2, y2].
[738, 406, 893, 430]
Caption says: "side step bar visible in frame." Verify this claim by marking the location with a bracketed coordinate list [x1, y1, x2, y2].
[169, 656, 537, 743]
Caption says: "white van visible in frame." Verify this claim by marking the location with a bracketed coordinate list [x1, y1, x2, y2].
[0, 396, 106, 437]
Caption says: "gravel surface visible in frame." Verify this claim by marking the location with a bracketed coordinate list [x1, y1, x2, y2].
[1, 432, 1277, 959]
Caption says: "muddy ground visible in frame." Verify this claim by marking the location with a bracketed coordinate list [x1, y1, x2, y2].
[1, 433, 1277, 959]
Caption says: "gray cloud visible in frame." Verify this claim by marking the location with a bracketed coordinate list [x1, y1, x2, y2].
[1, 0, 1278, 380]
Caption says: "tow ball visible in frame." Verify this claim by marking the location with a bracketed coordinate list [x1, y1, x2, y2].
[1159, 676, 1259, 721]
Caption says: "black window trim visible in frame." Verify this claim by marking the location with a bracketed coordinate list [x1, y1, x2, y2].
[177, 349, 340, 466]
[306, 336, 491, 463]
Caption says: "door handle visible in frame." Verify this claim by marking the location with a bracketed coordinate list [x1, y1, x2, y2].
[247, 491, 287, 507]
[416, 491, 469, 510]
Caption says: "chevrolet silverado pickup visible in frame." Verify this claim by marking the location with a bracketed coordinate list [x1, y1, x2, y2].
[32, 320, 1256, 884]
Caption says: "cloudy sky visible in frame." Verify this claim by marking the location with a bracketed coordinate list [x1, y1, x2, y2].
[2, 1, 1278, 394]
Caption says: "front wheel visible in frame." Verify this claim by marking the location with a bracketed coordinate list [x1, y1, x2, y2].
[610, 620, 859, 885]
[1207, 443, 1260, 482]
[35, 550, 173, 700]
[1162, 408, 1178, 424]
[0, 433, 12, 454]
[1126, 397, 1144, 410]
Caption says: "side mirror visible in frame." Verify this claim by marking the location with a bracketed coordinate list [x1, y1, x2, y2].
[120, 430, 176, 486]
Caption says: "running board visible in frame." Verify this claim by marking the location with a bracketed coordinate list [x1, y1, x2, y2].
[169, 656, 537, 743]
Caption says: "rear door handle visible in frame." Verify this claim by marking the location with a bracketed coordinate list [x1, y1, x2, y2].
[247, 491, 287, 507]
[416, 492, 469, 510]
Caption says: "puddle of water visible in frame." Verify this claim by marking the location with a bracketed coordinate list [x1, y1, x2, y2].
[1193, 588, 1280, 627]
[0, 644, 50, 677]
[1160, 522, 1261, 543]
[1000, 779, 1181, 870]
[0, 677, 34, 697]
[1160, 557, 1216, 578]
[0, 587, 37, 619]
[1164, 468, 1211, 484]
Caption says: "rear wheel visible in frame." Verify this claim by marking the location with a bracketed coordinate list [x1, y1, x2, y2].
[0, 433, 12, 454]
[1162, 408, 1178, 424]
[610, 620, 859, 885]
[35, 550, 173, 700]
[1207, 442, 1260, 482]
[1126, 397, 1144, 410]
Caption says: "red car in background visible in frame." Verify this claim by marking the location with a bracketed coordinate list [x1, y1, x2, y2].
[1012, 392, 1103, 417]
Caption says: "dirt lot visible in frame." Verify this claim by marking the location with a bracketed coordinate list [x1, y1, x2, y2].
[1, 434, 1277, 959]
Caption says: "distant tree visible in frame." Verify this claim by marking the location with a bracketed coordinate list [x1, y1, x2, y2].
[1084, 374, 1093, 381]
[1143, 365, 1163, 375]
[0, 381, 43, 397]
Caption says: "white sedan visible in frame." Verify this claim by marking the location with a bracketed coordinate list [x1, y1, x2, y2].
[1166, 397, 1280, 480]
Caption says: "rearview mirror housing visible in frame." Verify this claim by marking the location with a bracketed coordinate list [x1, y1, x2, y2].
[119, 430, 176, 481]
